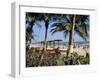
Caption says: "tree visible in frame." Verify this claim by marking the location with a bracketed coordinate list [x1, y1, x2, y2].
[37, 13, 59, 66]
[26, 13, 59, 66]
[26, 13, 42, 45]
[39, 14, 50, 52]
[26, 13, 42, 52]
[50, 14, 89, 56]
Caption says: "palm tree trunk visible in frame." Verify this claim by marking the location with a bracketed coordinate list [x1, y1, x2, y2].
[43, 25, 48, 52]
[68, 15, 76, 56]
[38, 20, 48, 66]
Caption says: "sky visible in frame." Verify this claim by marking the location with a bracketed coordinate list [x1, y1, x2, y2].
[26, 13, 90, 43]
[31, 21, 88, 43]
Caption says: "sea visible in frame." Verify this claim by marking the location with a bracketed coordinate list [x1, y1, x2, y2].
[32, 41, 89, 47]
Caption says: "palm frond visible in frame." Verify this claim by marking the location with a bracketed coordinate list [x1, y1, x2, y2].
[51, 22, 62, 27]
[63, 31, 69, 39]
[50, 25, 65, 35]
[66, 15, 72, 23]
[35, 21, 42, 28]
[76, 27, 89, 41]
[63, 23, 72, 31]
[50, 29, 57, 35]
[31, 34, 39, 40]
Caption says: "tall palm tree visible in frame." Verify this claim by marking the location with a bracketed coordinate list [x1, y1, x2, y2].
[26, 13, 43, 52]
[26, 13, 42, 45]
[26, 13, 56, 51]
[39, 14, 50, 52]
[50, 14, 89, 56]
[26, 17, 35, 44]
[68, 15, 76, 56]
[38, 14, 59, 65]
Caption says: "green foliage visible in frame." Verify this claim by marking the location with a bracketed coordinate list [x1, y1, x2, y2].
[26, 47, 90, 67]
[50, 15, 89, 40]
[76, 26, 88, 41]
[62, 51, 90, 65]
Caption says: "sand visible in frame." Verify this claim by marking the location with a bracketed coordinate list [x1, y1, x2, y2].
[30, 44, 89, 57]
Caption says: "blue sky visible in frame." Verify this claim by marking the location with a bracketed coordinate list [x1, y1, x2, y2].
[31, 21, 88, 43]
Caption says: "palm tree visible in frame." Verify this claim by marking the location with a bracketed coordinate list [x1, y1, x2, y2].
[38, 14, 60, 51]
[50, 14, 89, 56]
[26, 13, 44, 43]
[26, 17, 35, 44]
[26, 13, 42, 50]
[39, 14, 50, 52]
[37, 14, 58, 65]
[26, 13, 56, 51]
[68, 15, 76, 56]
[26, 13, 59, 66]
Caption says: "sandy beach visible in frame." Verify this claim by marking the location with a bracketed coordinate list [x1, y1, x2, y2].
[30, 44, 89, 57]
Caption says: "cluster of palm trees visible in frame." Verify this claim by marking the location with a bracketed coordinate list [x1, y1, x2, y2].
[26, 12, 89, 57]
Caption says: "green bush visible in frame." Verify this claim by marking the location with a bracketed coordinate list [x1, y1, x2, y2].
[26, 48, 90, 67]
